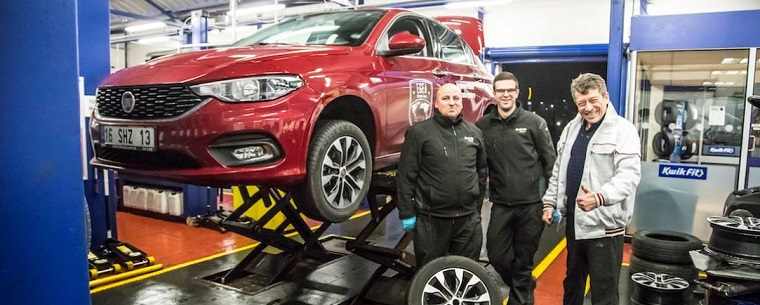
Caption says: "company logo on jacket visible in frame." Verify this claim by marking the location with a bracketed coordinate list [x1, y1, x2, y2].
[515, 127, 528, 133]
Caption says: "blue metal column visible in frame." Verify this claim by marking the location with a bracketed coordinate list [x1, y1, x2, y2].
[0, 0, 93, 304]
[79, 0, 112, 249]
[607, 0, 625, 115]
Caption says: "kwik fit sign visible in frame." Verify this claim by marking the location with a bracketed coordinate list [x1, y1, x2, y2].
[658, 164, 708, 180]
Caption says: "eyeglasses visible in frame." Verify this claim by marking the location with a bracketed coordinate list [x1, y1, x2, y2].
[494, 88, 518, 94]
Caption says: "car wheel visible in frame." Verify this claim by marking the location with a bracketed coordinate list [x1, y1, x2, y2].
[407, 256, 504, 305]
[299, 120, 372, 223]
[630, 272, 691, 305]
[632, 230, 703, 265]
[707, 216, 760, 260]
[629, 255, 698, 284]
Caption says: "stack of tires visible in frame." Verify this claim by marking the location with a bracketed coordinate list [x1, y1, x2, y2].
[630, 230, 704, 288]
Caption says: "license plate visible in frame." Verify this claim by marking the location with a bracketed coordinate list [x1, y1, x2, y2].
[101, 126, 156, 151]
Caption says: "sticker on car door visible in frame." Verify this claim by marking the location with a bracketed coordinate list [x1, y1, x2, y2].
[409, 79, 433, 125]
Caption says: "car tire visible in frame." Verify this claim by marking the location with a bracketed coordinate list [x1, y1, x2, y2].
[632, 230, 703, 265]
[707, 216, 760, 260]
[298, 120, 372, 223]
[407, 256, 505, 305]
[629, 255, 698, 284]
[630, 272, 691, 305]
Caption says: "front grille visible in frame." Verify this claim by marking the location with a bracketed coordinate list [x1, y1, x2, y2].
[96, 85, 204, 120]
[95, 146, 200, 170]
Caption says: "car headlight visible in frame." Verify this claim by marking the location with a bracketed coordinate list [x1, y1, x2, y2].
[190, 75, 303, 102]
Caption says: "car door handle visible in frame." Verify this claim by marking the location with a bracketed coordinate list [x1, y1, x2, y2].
[432, 69, 448, 78]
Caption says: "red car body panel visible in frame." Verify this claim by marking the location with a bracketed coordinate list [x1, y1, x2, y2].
[91, 9, 493, 187]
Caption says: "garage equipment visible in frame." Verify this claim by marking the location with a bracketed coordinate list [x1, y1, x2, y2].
[188, 171, 433, 305]
[88, 251, 122, 279]
[690, 216, 760, 304]
[103, 239, 157, 271]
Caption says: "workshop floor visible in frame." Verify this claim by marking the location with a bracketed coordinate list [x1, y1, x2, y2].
[96, 201, 636, 305]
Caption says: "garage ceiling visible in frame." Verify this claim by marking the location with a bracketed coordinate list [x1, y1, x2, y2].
[110, 0, 336, 33]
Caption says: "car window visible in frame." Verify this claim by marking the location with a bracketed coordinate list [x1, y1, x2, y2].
[234, 10, 384, 46]
[431, 22, 472, 65]
[378, 16, 432, 57]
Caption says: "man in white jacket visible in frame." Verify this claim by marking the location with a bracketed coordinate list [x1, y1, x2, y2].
[541, 73, 641, 305]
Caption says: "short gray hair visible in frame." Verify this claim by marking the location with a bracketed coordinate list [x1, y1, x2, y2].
[570, 73, 608, 101]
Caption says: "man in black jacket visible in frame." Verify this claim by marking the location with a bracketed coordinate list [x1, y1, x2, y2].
[397, 83, 488, 267]
[476, 72, 556, 305]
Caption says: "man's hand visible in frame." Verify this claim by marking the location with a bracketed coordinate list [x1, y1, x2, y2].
[542, 208, 554, 224]
[576, 185, 599, 211]
[401, 216, 417, 232]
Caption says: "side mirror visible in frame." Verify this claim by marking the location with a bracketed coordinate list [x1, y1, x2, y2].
[379, 31, 425, 57]
[749, 95, 760, 109]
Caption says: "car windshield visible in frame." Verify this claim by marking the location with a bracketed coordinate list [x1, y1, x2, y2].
[234, 10, 385, 47]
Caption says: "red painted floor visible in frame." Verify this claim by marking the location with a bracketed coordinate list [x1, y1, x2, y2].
[117, 212, 256, 267]
[533, 243, 633, 304]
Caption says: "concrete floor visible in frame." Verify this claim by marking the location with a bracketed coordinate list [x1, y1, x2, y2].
[91, 201, 642, 305]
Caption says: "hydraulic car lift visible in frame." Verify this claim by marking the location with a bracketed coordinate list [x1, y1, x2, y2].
[189, 171, 416, 305]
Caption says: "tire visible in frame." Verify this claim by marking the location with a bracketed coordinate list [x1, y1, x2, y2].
[632, 230, 703, 264]
[407, 256, 505, 305]
[707, 216, 760, 260]
[630, 272, 691, 305]
[629, 255, 698, 284]
[298, 120, 373, 223]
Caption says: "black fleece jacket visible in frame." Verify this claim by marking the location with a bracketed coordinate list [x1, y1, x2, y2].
[397, 111, 488, 219]
[476, 104, 556, 206]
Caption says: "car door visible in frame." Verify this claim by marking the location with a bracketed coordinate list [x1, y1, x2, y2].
[375, 15, 446, 158]
[430, 21, 493, 123]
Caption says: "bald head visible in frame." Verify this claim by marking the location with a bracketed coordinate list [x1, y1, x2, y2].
[435, 83, 463, 119]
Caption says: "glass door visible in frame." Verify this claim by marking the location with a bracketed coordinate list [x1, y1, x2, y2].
[741, 49, 760, 188]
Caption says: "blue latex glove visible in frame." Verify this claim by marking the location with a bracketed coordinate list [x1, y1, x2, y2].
[552, 209, 562, 224]
[401, 217, 416, 232]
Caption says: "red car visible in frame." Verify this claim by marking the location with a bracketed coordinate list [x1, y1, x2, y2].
[91, 9, 493, 222]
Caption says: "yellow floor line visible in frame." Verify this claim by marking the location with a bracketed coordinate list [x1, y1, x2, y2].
[532, 238, 566, 279]
[91, 210, 372, 294]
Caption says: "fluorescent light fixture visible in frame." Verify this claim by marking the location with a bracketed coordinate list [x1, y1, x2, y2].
[445, 0, 511, 9]
[136, 36, 173, 45]
[125, 21, 166, 33]
[711, 70, 723, 75]
[721, 57, 738, 64]
[740, 58, 748, 64]
[234, 4, 285, 17]
[726, 70, 739, 75]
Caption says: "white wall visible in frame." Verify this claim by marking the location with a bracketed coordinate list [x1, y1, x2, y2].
[483, 0, 612, 48]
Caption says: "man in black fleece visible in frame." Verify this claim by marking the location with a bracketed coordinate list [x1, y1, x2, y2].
[476, 72, 555, 305]
[397, 83, 488, 267]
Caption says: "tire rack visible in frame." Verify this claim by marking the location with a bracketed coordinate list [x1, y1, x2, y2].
[197, 170, 418, 297]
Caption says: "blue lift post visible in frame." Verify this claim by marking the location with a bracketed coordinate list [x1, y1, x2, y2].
[0, 0, 105, 304]
[607, 0, 626, 115]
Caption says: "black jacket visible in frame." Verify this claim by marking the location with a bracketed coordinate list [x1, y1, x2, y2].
[476, 104, 556, 206]
[397, 111, 488, 219]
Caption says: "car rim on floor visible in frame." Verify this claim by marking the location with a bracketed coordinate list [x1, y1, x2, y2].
[630, 272, 690, 305]
[632, 272, 690, 290]
[422, 268, 492, 305]
[320, 135, 367, 210]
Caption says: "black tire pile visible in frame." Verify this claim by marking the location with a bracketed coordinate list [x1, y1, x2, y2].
[629, 230, 703, 304]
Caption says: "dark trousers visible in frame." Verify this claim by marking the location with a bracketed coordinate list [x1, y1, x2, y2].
[413, 212, 483, 267]
[486, 203, 545, 305]
[563, 235, 624, 305]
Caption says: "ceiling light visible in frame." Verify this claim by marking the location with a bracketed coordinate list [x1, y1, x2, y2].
[711, 71, 722, 75]
[234, 4, 285, 17]
[740, 58, 748, 64]
[136, 36, 173, 45]
[444, 0, 511, 9]
[726, 70, 739, 75]
[125, 21, 166, 33]
[721, 58, 738, 64]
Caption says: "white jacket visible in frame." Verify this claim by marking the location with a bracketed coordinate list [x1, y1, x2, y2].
[542, 104, 641, 240]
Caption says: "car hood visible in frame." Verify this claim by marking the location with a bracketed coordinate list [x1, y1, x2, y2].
[101, 45, 352, 86]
